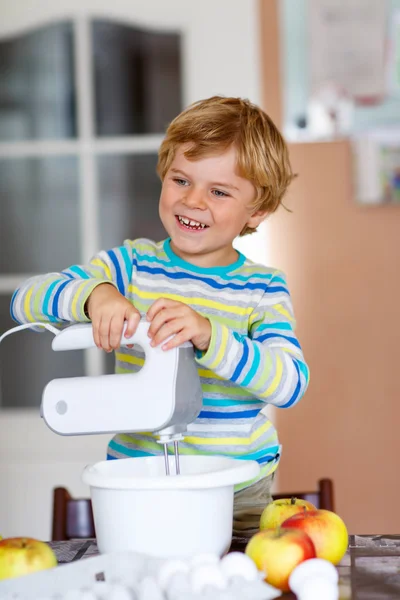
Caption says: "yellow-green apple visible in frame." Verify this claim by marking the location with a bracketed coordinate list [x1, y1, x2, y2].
[281, 509, 348, 565]
[260, 497, 316, 530]
[0, 537, 57, 580]
[245, 528, 316, 592]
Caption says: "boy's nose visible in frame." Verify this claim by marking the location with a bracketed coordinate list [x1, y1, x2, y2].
[183, 188, 207, 210]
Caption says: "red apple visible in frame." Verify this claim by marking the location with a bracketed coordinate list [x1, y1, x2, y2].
[260, 497, 316, 530]
[281, 509, 348, 565]
[245, 528, 316, 592]
[0, 537, 57, 580]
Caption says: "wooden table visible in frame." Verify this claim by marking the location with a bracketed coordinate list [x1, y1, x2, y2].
[49, 534, 400, 599]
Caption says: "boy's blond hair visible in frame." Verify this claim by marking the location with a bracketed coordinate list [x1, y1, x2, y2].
[157, 96, 295, 235]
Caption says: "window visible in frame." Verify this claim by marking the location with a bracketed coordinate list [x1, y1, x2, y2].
[0, 18, 182, 407]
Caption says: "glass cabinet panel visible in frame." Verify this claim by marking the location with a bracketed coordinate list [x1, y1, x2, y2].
[97, 153, 166, 250]
[0, 22, 76, 141]
[92, 20, 182, 135]
[0, 156, 81, 274]
[0, 295, 85, 408]
[97, 152, 165, 376]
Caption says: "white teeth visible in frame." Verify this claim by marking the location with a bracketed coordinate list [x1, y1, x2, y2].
[177, 216, 207, 229]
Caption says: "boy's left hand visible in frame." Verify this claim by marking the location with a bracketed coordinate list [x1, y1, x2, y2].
[146, 299, 211, 352]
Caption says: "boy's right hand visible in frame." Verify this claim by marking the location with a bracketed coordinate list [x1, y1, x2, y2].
[85, 283, 140, 352]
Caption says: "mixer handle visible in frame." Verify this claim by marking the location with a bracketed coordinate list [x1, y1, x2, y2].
[51, 321, 153, 352]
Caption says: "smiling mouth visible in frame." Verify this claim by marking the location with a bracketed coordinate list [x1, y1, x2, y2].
[176, 215, 209, 230]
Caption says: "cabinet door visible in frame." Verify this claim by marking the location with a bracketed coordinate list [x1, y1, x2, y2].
[0, 0, 262, 539]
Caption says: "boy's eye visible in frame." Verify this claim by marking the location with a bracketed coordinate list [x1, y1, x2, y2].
[212, 189, 229, 198]
[173, 177, 189, 186]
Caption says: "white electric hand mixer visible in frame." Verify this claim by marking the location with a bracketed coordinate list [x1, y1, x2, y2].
[1, 320, 261, 559]
[0, 320, 203, 475]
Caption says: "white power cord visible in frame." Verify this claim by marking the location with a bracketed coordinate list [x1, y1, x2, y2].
[0, 322, 60, 345]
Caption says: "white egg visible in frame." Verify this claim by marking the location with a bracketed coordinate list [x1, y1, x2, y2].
[220, 552, 259, 582]
[85, 582, 114, 599]
[136, 576, 165, 600]
[157, 559, 189, 591]
[189, 553, 220, 568]
[165, 573, 192, 598]
[189, 563, 228, 594]
[289, 558, 338, 593]
[296, 577, 339, 600]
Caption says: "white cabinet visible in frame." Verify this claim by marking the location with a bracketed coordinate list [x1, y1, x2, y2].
[0, 0, 262, 539]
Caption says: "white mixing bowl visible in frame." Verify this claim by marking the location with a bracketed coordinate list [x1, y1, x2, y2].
[82, 455, 260, 558]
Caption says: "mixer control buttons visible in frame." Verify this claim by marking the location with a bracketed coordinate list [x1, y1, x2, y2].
[56, 400, 68, 415]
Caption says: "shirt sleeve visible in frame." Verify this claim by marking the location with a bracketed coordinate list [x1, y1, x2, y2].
[10, 241, 134, 326]
[195, 270, 310, 408]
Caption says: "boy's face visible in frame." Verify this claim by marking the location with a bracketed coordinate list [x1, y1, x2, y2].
[159, 144, 266, 267]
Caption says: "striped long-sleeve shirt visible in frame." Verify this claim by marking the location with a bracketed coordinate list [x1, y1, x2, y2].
[11, 238, 309, 489]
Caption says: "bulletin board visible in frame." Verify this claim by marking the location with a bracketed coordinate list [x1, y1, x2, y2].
[279, 0, 400, 135]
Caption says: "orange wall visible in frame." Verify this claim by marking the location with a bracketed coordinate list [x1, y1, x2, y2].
[268, 140, 400, 534]
[259, 0, 400, 533]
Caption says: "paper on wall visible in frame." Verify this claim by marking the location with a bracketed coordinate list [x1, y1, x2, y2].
[309, 0, 389, 102]
[352, 128, 400, 204]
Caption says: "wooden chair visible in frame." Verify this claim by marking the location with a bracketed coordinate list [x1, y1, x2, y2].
[52, 487, 95, 541]
[272, 478, 334, 511]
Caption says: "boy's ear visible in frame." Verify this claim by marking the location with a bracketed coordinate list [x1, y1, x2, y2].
[246, 208, 269, 229]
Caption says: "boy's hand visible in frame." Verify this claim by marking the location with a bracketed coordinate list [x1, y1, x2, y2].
[146, 299, 211, 352]
[86, 283, 140, 352]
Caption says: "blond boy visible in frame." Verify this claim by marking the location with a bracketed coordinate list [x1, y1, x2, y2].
[12, 96, 309, 537]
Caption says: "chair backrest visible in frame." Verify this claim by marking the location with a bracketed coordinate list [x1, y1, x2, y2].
[52, 487, 95, 541]
[272, 478, 334, 511]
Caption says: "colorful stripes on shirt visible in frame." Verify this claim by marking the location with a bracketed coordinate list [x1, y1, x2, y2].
[11, 237, 309, 489]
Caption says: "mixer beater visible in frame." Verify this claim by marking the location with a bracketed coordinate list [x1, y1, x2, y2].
[158, 437, 181, 475]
